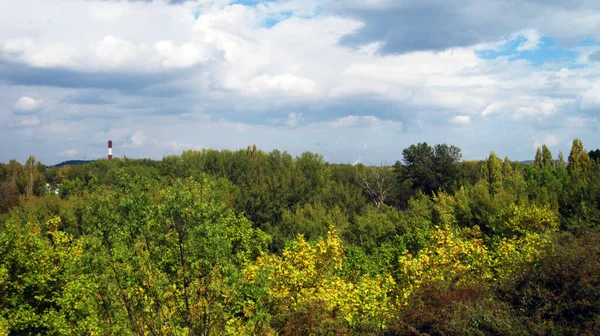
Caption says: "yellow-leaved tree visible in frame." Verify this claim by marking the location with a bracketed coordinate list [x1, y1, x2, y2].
[242, 229, 395, 335]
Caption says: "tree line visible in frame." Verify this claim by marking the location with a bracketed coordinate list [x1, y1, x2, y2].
[0, 139, 599, 334]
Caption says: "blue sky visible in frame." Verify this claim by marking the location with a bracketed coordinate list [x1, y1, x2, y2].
[1, 0, 600, 165]
[476, 36, 580, 67]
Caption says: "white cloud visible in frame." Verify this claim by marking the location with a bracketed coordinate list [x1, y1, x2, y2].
[581, 85, 600, 110]
[327, 115, 400, 129]
[28, 43, 81, 68]
[42, 122, 73, 135]
[162, 141, 204, 151]
[59, 149, 78, 157]
[1, 38, 35, 57]
[1, 39, 81, 68]
[95, 36, 140, 67]
[512, 99, 567, 119]
[533, 134, 560, 149]
[12, 97, 43, 114]
[90, 2, 128, 22]
[247, 74, 316, 95]
[287, 112, 301, 127]
[20, 116, 40, 127]
[124, 130, 147, 148]
[1, 0, 600, 164]
[516, 29, 542, 51]
[153, 40, 212, 68]
[481, 102, 504, 116]
[450, 115, 471, 124]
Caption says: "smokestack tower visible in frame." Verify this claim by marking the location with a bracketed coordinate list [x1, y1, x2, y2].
[108, 140, 113, 160]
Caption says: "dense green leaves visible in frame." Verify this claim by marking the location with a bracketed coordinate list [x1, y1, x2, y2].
[1, 138, 600, 334]
[397, 142, 462, 196]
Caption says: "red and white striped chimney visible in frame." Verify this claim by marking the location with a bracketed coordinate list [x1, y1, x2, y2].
[108, 140, 113, 160]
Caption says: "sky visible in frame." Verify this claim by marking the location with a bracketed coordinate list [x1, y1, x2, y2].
[1, 0, 600, 165]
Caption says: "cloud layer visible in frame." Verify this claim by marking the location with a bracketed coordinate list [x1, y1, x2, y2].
[1, 0, 599, 164]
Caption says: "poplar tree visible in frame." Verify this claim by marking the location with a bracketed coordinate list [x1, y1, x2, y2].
[25, 155, 36, 198]
[567, 138, 590, 176]
[502, 156, 513, 176]
[534, 147, 542, 167]
[541, 145, 553, 167]
[557, 151, 566, 168]
[487, 152, 503, 195]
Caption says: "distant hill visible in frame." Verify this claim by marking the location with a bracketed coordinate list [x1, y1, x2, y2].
[52, 160, 95, 168]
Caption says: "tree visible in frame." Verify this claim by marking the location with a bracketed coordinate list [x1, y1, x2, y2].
[567, 138, 590, 176]
[0, 181, 19, 213]
[557, 151, 566, 168]
[487, 152, 503, 195]
[23, 156, 44, 198]
[399, 143, 461, 195]
[433, 144, 462, 191]
[400, 143, 435, 195]
[357, 165, 393, 208]
[502, 157, 513, 176]
[541, 145, 553, 167]
[589, 149, 600, 162]
[535, 147, 542, 167]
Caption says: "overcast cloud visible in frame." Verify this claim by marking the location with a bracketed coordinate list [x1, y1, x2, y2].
[0, 0, 599, 165]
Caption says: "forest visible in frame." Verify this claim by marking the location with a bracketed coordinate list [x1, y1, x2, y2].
[0, 139, 599, 335]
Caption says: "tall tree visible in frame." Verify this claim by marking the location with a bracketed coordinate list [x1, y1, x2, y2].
[567, 138, 590, 176]
[487, 152, 503, 195]
[0, 180, 19, 213]
[399, 143, 461, 195]
[24, 155, 36, 198]
[534, 147, 542, 167]
[502, 156, 513, 176]
[541, 145, 553, 167]
[399, 143, 436, 195]
[557, 151, 566, 168]
[589, 149, 600, 162]
[357, 165, 393, 208]
[433, 144, 462, 191]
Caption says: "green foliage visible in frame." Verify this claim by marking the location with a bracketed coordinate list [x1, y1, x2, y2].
[487, 151, 503, 195]
[541, 144, 553, 167]
[567, 138, 591, 176]
[0, 180, 20, 214]
[590, 149, 600, 162]
[501, 232, 600, 334]
[535, 147, 542, 167]
[244, 230, 396, 334]
[398, 142, 462, 196]
[343, 204, 406, 253]
[558, 150, 566, 168]
[276, 202, 347, 250]
[388, 280, 527, 336]
[1, 139, 600, 334]
[456, 160, 485, 187]
[0, 216, 98, 334]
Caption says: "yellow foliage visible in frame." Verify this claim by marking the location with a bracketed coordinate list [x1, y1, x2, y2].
[499, 203, 558, 235]
[397, 225, 493, 303]
[491, 232, 553, 281]
[243, 228, 395, 332]
[433, 192, 458, 226]
[397, 206, 557, 303]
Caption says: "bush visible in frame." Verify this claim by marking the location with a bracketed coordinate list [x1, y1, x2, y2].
[387, 279, 526, 335]
[500, 232, 600, 335]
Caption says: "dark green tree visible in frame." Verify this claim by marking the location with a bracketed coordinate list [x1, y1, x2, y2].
[487, 152, 503, 195]
[398, 143, 461, 196]
[557, 151, 566, 168]
[589, 149, 600, 162]
[567, 138, 590, 176]
[535, 147, 542, 167]
[541, 145, 553, 167]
